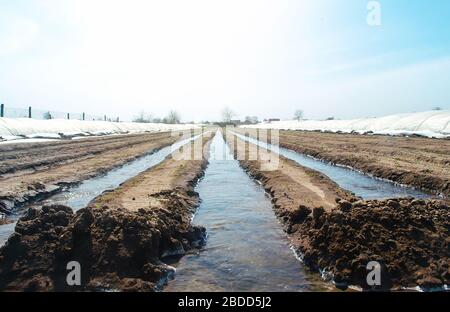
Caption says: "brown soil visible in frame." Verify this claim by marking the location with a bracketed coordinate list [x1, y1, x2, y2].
[235, 129, 450, 197]
[0, 133, 213, 291]
[0, 132, 183, 213]
[0, 217, 11, 226]
[232, 134, 450, 290]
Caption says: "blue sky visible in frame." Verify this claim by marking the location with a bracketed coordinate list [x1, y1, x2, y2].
[0, 0, 449, 121]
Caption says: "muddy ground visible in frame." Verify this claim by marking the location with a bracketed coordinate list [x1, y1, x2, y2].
[235, 129, 450, 197]
[230, 133, 449, 290]
[0, 132, 186, 214]
[0, 133, 213, 291]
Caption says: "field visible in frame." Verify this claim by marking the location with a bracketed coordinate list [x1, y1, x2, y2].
[0, 128, 448, 291]
[278, 130, 450, 197]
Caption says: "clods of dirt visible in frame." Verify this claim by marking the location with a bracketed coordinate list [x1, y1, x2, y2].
[0, 199, 206, 291]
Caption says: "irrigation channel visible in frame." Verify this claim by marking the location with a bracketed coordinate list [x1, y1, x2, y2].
[0, 133, 203, 246]
[230, 131, 431, 200]
[165, 130, 431, 291]
[0, 128, 433, 291]
[165, 131, 331, 291]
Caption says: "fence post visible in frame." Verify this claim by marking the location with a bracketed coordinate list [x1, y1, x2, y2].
[82, 112, 85, 121]
[104, 115, 106, 121]
[28, 106, 32, 118]
[67, 113, 70, 120]
[0, 104, 4, 117]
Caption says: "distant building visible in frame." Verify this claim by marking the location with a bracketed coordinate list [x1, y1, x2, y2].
[230, 119, 242, 125]
[267, 118, 280, 123]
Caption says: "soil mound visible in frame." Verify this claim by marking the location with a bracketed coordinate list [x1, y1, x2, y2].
[287, 198, 450, 290]
[0, 193, 206, 291]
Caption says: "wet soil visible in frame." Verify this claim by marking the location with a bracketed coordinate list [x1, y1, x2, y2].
[233, 135, 450, 290]
[165, 131, 332, 292]
[235, 129, 450, 197]
[279, 131, 450, 197]
[0, 218, 11, 226]
[0, 132, 181, 213]
[0, 134, 213, 291]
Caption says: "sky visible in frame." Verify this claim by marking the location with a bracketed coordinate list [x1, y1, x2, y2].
[0, 0, 449, 122]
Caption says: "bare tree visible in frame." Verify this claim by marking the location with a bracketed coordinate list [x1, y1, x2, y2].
[294, 110, 303, 121]
[221, 107, 235, 123]
[165, 110, 181, 124]
[133, 110, 152, 123]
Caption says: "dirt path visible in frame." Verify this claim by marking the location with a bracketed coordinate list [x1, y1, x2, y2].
[231, 134, 450, 290]
[0, 132, 184, 213]
[0, 132, 214, 291]
[235, 129, 450, 197]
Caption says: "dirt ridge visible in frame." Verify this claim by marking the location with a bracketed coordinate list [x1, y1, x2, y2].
[233, 129, 450, 197]
[281, 141, 449, 197]
[0, 134, 213, 291]
[232, 135, 449, 290]
[0, 133, 181, 214]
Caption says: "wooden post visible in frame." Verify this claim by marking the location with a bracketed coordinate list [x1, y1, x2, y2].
[104, 115, 106, 121]
[0, 104, 4, 117]
[67, 113, 70, 120]
[28, 106, 32, 118]
[82, 112, 85, 120]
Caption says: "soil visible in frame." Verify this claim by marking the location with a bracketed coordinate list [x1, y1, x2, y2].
[0, 133, 213, 291]
[0, 132, 182, 213]
[0, 216, 11, 226]
[235, 129, 450, 197]
[232, 134, 450, 290]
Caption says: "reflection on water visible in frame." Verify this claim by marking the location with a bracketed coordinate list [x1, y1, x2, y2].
[165, 131, 331, 292]
[231, 131, 431, 200]
[0, 134, 202, 246]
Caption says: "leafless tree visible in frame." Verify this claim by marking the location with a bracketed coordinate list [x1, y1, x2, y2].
[294, 110, 304, 121]
[221, 107, 235, 123]
[133, 110, 153, 123]
[165, 110, 181, 124]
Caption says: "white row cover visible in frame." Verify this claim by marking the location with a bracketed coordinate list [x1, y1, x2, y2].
[242, 110, 450, 138]
[0, 118, 200, 141]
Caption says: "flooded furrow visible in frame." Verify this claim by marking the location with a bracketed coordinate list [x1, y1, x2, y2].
[0, 133, 203, 246]
[165, 131, 331, 292]
[230, 131, 431, 199]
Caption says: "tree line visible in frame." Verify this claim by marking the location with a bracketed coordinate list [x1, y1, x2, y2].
[133, 110, 181, 124]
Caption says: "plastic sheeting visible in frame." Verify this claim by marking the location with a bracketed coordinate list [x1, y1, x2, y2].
[242, 110, 450, 138]
[0, 118, 200, 141]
